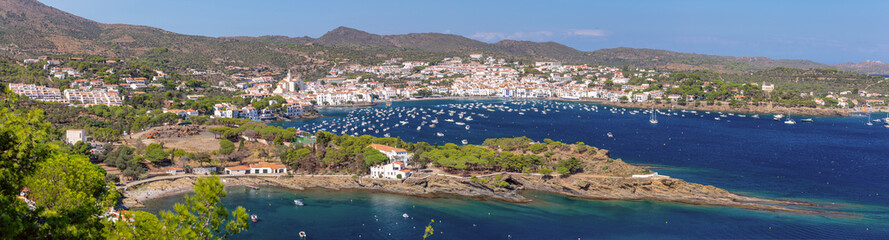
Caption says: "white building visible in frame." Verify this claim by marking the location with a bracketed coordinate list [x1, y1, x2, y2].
[225, 162, 287, 175]
[224, 165, 250, 175]
[370, 161, 411, 179]
[368, 144, 413, 162]
[65, 129, 85, 145]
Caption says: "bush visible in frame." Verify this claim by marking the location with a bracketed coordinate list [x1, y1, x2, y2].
[218, 139, 235, 154]
[529, 143, 547, 154]
[556, 166, 570, 175]
[538, 168, 553, 175]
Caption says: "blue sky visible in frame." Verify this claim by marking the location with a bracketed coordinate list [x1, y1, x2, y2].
[40, 0, 888, 64]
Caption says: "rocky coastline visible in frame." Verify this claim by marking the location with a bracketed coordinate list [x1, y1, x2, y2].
[122, 173, 832, 215]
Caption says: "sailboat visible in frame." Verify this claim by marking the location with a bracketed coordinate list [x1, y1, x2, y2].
[649, 107, 658, 124]
[784, 113, 796, 125]
[866, 108, 873, 126]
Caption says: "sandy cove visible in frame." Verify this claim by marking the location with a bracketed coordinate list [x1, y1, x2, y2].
[122, 173, 834, 215]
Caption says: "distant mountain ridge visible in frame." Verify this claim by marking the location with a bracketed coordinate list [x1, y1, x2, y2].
[1, 0, 888, 75]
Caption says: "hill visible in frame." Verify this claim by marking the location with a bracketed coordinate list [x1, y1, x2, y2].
[1, 0, 888, 75]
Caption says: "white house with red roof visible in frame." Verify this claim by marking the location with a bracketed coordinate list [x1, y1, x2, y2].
[224, 162, 287, 175]
[370, 161, 411, 179]
[368, 143, 413, 162]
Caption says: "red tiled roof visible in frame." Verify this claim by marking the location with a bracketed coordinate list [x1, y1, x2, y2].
[249, 162, 286, 169]
[225, 165, 250, 170]
[368, 143, 406, 153]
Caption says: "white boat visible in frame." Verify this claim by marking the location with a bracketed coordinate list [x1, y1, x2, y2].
[294, 199, 304, 206]
[461, 139, 468, 145]
[299, 231, 307, 238]
[465, 125, 470, 130]
[649, 107, 658, 124]
[773, 114, 784, 121]
[752, 114, 760, 118]
[714, 117, 721, 120]
[784, 114, 796, 124]
[251, 214, 258, 222]
[455, 122, 465, 125]
[866, 112, 873, 126]
[416, 126, 422, 131]
[436, 132, 444, 137]
[465, 116, 473, 121]
[403, 213, 410, 218]
[606, 132, 613, 138]
[800, 118, 813, 122]
[444, 119, 454, 122]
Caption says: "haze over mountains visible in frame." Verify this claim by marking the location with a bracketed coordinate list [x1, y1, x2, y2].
[2, 0, 888, 75]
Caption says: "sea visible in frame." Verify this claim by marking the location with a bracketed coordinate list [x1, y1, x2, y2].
[143, 99, 889, 239]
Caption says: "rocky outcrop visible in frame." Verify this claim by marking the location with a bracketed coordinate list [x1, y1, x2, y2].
[124, 173, 825, 214]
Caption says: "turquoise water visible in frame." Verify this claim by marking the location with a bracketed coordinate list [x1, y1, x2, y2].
[143, 99, 889, 239]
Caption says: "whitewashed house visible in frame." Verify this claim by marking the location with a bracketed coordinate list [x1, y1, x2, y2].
[370, 161, 411, 179]
[368, 144, 413, 162]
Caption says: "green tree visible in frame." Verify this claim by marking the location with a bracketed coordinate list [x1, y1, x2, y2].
[162, 176, 250, 239]
[71, 140, 92, 156]
[0, 107, 54, 237]
[144, 143, 167, 162]
[362, 148, 389, 168]
[218, 139, 235, 155]
[24, 153, 120, 238]
[104, 176, 250, 239]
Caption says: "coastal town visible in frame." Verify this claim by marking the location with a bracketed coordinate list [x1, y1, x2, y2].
[13, 53, 887, 123]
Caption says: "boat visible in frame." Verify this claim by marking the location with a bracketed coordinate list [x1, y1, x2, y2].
[444, 119, 454, 122]
[465, 125, 470, 130]
[251, 214, 258, 222]
[866, 111, 873, 126]
[752, 114, 760, 118]
[606, 132, 613, 138]
[784, 114, 796, 125]
[436, 132, 444, 137]
[773, 114, 784, 121]
[416, 126, 422, 131]
[800, 118, 813, 122]
[884, 124, 889, 128]
[403, 213, 410, 218]
[461, 139, 468, 145]
[714, 117, 720, 120]
[465, 116, 473, 121]
[299, 231, 307, 238]
[649, 107, 658, 124]
[246, 185, 259, 190]
[455, 122, 465, 125]
[294, 199, 304, 206]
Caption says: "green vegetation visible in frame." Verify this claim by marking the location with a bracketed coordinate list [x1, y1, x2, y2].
[0, 90, 249, 238]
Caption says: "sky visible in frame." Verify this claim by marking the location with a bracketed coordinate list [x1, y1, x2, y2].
[39, 0, 889, 64]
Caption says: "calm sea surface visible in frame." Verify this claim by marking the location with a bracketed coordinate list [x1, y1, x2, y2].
[144, 99, 889, 239]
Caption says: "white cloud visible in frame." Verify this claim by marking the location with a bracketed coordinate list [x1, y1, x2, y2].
[568, 29, 607, 37]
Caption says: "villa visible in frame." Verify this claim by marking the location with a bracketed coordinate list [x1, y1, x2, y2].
[368, 143, 413, 161]
[370, 161, 411, 179]
[224, 162, 287, 175]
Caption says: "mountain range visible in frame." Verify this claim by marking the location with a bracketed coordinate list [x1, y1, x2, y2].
[2, 0, 888, 75]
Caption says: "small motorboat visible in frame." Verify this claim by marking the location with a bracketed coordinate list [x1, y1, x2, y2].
[461, 139, 468, 145]
[606, 132, 613, 138]
[800, 118, 814, 122]
[299, 231, 307, 238]
[403, 213, 410, 218]
[436, 132, 444, 137]
[251, 214, 258, 222]
[294, 199, 304, 206]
